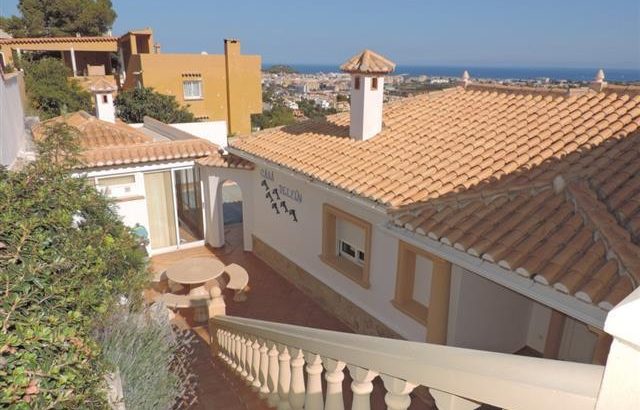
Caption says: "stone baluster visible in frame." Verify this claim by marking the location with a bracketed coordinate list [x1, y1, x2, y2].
[304, 352, 324, 410]
[277, 345, 292, 410]
[251, 339, 262, 391]
[235, 334, 243, 373]
[267, 343, 280, 407]
[289, 348, 306, 410]
[223, 330, 232, 364]
[348, 365, 378, 410]
[245, 337, 255, 385]
[430, 389, 479, 410]
[381, 375, 416, 410]
[215, 329, 224, 360]
[323, 358, 346, 410]
[240, 335, 248, 378]
[228, 333, 237, 370]
[259, 340, 271, 399]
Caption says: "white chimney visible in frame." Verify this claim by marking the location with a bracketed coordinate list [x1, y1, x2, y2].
[89, 79, 117, 123]
[590, 69, 607, 92]
[459, 70, 471, 88]
[340, 49, 395, 141]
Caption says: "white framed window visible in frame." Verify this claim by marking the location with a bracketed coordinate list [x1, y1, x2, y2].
[183, 80, 203, 100]
[338, 239, 365, 267]
[96, 174, 136, 197]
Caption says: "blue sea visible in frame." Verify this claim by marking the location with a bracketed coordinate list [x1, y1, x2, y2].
[265, 64, 640, 83]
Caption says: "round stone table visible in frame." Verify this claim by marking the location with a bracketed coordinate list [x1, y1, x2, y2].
[165, 257, 226, 322]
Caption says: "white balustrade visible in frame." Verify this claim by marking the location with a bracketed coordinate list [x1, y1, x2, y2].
[267, 343, 280, 407]
[251, 339, 262, 391]
[289, 347, 306, 410]
[381, 375, 416, 410]
[304, 352, 324, 410]
[323, 358, 346, 410]
[245, 337, 255, 385]
[213, 314, 607, 410]
[259, 340, 270, 397]
[277, 345, 292, 410]
[348, 365, 378, 410]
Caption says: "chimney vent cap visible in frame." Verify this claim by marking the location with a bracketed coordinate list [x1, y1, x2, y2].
[341, 49, 395, 74]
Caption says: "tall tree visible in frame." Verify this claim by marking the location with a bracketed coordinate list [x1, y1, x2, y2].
[24, 57, 92, 119]
[0, 0, 117, 37]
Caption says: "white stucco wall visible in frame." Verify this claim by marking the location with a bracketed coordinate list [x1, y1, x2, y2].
[245, 165, 426, 341]
[447, 265, 533, 353]
[0, 72, 27, 168]
[171, 121, 227, 147]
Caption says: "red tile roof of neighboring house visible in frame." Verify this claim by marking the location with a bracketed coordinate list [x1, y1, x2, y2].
[0, 36, 117, 44]
[32, 111, 248, 169]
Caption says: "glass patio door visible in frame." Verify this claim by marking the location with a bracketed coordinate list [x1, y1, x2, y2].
[173, 167, 205, 244]
[143, 171, 178, 249]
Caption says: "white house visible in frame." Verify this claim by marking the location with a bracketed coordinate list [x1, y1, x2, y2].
[32, 80, 251, 255]
[196, 50, 640, 365]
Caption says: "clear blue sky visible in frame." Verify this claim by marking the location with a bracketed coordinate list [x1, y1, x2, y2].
[2, 0, 639, 68]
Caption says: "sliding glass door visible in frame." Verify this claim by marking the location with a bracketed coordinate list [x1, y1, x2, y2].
[143, 171, 178, 249]
[174, 167, 204, 244]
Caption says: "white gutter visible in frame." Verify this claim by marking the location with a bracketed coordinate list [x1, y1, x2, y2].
[227, 146, 388, 215]
[382, 223, 608, 329]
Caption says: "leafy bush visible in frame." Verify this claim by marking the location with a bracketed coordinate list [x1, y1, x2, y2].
[115, 87, 195, 124]
[0, 123, 148, 408]
[251, 104, 296, 129]
[23, 57, 92, 120]
[96, 303, 197, 410]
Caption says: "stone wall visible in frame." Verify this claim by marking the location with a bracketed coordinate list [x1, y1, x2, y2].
[252, 234, 403, 339]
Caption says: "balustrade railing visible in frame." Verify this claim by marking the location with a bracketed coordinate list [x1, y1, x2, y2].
[210, 315, 604, 410]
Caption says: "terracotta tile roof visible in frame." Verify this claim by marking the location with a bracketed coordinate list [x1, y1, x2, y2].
[33, 112, 153, 149]
[392, 130, 640, 312]
[196, 154, 254, 169]
[340, 49, 396, 74]
[89, 78, 117, 93]
[32, 111, 247, 169]
[82, 139, 217, 167]
[0, 36, 117, 44]
[232, 87, 640, 208]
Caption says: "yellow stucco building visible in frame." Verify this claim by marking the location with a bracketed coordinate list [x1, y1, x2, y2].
[119, 30, 262, 134]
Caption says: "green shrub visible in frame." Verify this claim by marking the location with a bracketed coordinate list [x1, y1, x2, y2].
[96, 303, 197, 410]
[0, 123, 148, 408]
[114, 87, 195, 124]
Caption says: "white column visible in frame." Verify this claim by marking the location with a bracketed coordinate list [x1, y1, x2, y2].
[202, 172, 225, 248]
[348, 365, 378, 410]
[70, 47, 77, 77]
[289, 348, 306, 410]
[304, 352, 324, 410]
[323, 358, 346, 410]
[381, 375, 416, 410]
[251, 339, 262, 391]
[596, 287, 640, 409]
[277, 345, 292, 410]
[267, 343, 280, 407]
